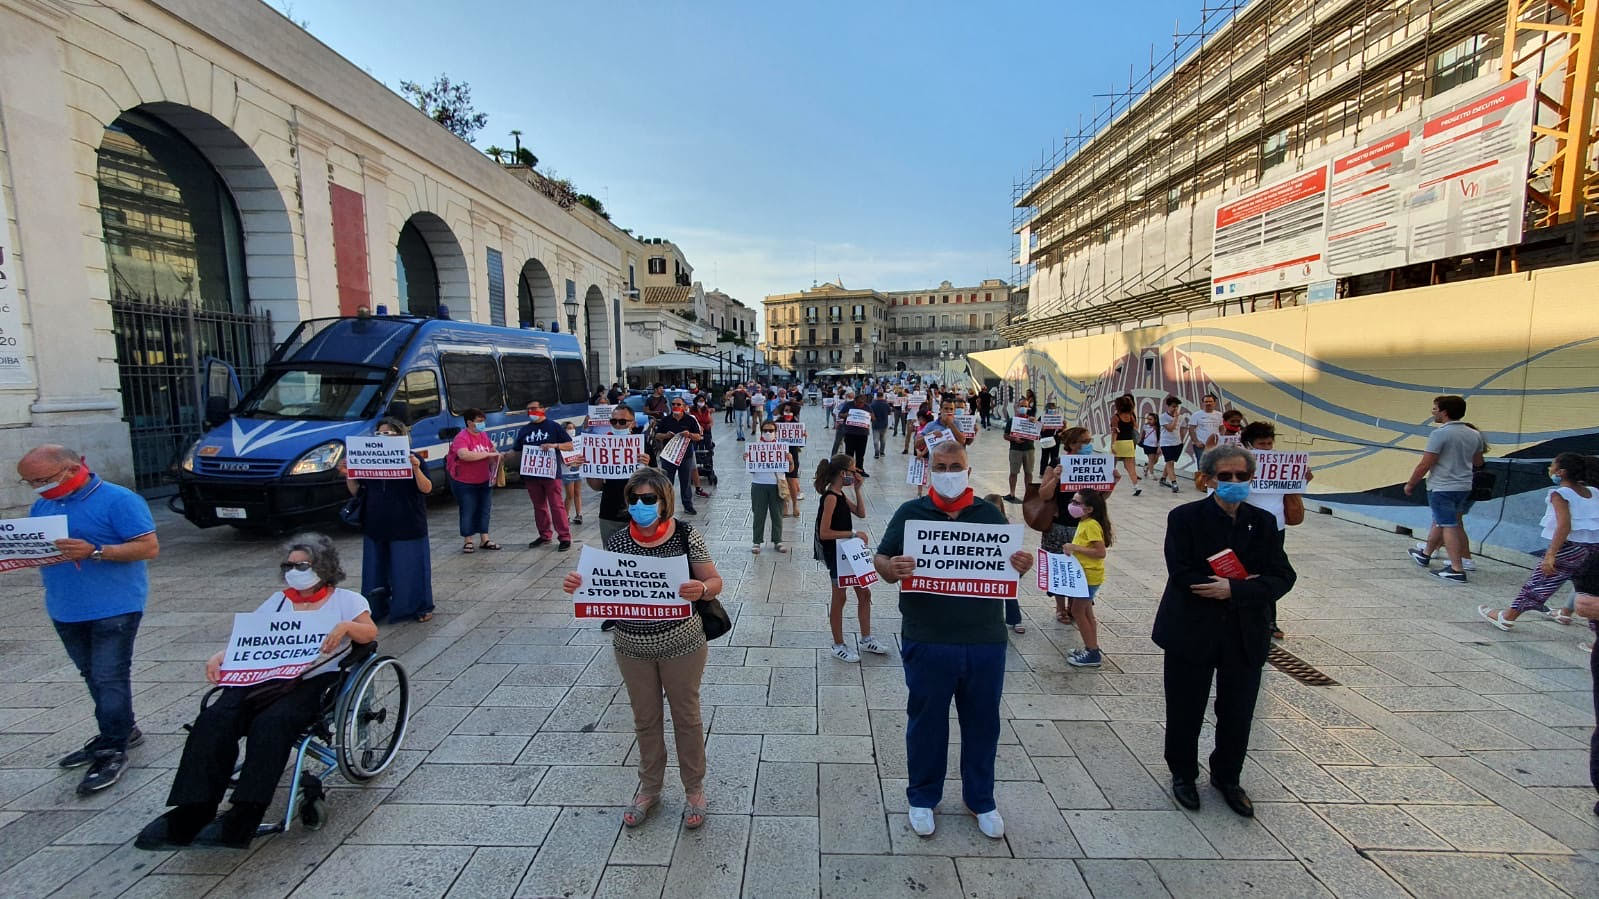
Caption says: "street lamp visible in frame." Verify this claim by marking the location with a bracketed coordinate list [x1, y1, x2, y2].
[870, 334, 879, 382]
[563, 292, 580, 338]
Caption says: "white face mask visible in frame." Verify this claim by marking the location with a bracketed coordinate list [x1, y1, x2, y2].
[284, 567, 321, 592]
[929, 469, 969, 500]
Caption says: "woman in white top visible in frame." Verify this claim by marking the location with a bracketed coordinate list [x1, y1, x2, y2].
[136, 533, 376, 850]
[1479, 453, 1599, 630]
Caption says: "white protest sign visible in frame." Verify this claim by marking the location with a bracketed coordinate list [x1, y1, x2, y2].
[0, 184, 32, 386]
[908, 393, 926, 407]
[660, 433, 691, 467]
[953, 414, 977, 438]
[845, 408, 872, 429]
[822, 397, 836, 409]
[906, 456, 928, 487]
[1218, 434, 1242, 447]
[344, 435, 412, 479]
[587, 404, 616, 429]
[580, 433, 644, 479]
[1010, 418, 1041, 439]
[562, 435, 587, 469]
[1036, 550, 1091, 598]
[892, 395, 908, 408]
[746, 441, 791, 472]
[520, 446, 559, 478]
[1057, 454, 1117, 491]
[572, 546, 691, 620]
[216, 606, 341, 687]
[1252, 450, 1310, 492]
[1039, 412, 1064, 429]
[0, 515, 69, 572]
[921, 426, 955, 449]
[835, 538, 879, 588]
[903, 521, 1024, 598]
[774, 422, 807, 447]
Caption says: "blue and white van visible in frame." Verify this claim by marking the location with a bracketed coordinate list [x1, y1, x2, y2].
[175, 315, 589, 530]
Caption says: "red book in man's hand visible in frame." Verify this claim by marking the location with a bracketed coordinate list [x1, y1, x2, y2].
[1207, 549, 1250, 579]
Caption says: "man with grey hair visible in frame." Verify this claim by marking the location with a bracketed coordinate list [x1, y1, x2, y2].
[15, 444, 159, 794]
[1153, 444, 1295, 818]
[875, 440, 1033, 840]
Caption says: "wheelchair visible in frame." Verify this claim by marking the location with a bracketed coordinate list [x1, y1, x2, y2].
[195, 641, 410, 837]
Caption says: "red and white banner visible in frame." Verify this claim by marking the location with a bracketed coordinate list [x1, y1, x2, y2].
[902, 521, 1024, 598]
[0, 515, 68, 573]
[746, 441, 791, 472]
[345, 435, 413, 479]
[953, 414, 977, 438]
[774, 422, 807, 447]
[1036, 549, 1090, 598]
[580, 433, 644, 479]
[572, 546, 691, 620]
[660, 433, 692, 467]
[1056, 454, 1116, 492]
[1212, 167, 1330, 299]
[587, 405, 616, 429]
[835, 538, 879, 588]
[216, 606, 341, 687]
[520, 446, 559, 478]
[1251, 450, 1310, 493]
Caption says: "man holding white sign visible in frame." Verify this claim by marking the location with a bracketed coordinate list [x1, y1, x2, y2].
[17, 445, 159, 796]
[874, 441, 1032, 840]
[587, 407, 651, 542]
[0, 513, 69, 571]
[516, 400, 576, 551]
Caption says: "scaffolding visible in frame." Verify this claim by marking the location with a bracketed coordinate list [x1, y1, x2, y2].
[1002, 0, 1577, 344]
[1503, 0, 1599, 226]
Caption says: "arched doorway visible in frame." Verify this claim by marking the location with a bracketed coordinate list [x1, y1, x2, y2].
[395, 212, 469, 318]
[583, 284, 610, 390]
[97, 105, 281, 493]
[517, 258, 558, 330]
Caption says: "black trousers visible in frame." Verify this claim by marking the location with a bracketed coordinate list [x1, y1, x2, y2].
[169, 673, 337, 808]
[844, 433, 868, 470]
[662, 459, 695, 505]
[1162, 646, 1263, 786]
[1039, 445, 1061, 475]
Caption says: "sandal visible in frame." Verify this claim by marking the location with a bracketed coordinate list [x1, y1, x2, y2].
[775, 543, 788, 554]
[622, 793, 658, 828]
[462, 542, 476, 554]
[683, 794, 707, 830]
[1477, 605, 1515, 631]
[479, 540, 502, 551]
[1011, 624, 1026, 634]
[417, 612, 434, 623]
[1545, 609, 1575, 625]
[752, 545, 761, 554]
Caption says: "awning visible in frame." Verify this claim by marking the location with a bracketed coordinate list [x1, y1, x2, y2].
[627, 351, 720, 371]
[814, 368, 845, 376]
[840, 367, 869, 375]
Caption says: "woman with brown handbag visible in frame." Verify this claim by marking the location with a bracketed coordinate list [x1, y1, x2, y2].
[1024, 465, 1081, 625]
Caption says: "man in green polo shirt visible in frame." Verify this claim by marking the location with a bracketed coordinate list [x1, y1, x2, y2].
[874, 440, 1032, 841]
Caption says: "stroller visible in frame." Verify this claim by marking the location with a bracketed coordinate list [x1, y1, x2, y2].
[695, 432, 718, 487]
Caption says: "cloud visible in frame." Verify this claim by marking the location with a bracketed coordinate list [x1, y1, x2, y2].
[656, 226, 1005, 330]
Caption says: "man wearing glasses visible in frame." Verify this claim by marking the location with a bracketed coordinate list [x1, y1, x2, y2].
[1153, 445, 1296, 819]
[15, 445, 160, 795]
[649, 397, 704, 515]
[589, 406, 652, 542]
[516, 401, 577, 551]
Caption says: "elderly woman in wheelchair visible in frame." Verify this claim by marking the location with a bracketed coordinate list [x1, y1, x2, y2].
[136, 533, 388, 850]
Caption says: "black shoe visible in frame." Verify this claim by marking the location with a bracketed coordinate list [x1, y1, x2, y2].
[59, 726, 143, 769]
[859, 471, 870, 479]
[682, 506, 698, 515]
[557, 540, 572, 552]
[737, 436, 745, 441]
[1003, 495, 1021, 504]
[193, 801, 267, 849]
[1212, 781, 1253, 817]
[77, 750, 128, 794]
[901, 450, 908, 455]
[529, 537, 550, 549]
[1172, 777, 1201, 811]
[135, 805, 213, 850]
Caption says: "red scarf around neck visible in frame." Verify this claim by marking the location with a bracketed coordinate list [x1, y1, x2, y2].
[284, 584, 334, 605]
[928, 487, 975, 516]
[629, 517, 672, 544]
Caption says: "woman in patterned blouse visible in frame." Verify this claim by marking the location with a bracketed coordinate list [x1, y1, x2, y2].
[562, 467, 724, 830]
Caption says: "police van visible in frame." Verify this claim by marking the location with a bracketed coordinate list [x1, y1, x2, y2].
[175, 315, 589, 530]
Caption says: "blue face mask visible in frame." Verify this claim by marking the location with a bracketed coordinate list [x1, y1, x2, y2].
[1215, 481, 1251, 504]
[628, 500, 660, 527]
[1551, 473, 1564, 485]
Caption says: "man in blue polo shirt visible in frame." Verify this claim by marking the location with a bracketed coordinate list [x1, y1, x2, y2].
[17, 445, 159, 794]
[874, 440, 1032, 840]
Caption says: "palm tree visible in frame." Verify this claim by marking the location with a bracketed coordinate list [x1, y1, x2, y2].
[483, 145, 506, 164]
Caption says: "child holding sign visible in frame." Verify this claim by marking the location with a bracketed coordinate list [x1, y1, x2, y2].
[814, 454, 884, 662]
[1058, 490, 1112, 668]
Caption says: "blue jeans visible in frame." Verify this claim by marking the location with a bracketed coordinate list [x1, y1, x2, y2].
[735, 409, 750, 439]
[453, 478, 494, 537]
[53, 611, 141, 751]
[901, 639, 1006, 813]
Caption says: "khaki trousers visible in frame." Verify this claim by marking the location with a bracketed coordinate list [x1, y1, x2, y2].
[615, 644, 708, 796]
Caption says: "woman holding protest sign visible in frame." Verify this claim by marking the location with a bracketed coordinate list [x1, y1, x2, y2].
[136, 534, 376, 850]
[447, 408, 502, 553]
[1028, 464, 1081, 626]
[815, 454, 883, 662]
[561, 468, 722, 831]
[749, 422, 787, 553]
[341, 418, 434, 623]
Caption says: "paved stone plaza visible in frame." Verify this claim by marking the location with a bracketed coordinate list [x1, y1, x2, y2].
[1, 403, 1595, 898]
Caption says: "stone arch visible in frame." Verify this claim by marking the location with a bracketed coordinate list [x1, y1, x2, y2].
[396, 211, 470, 319]
[517, 258, 558, 329]
[583, 283, 611, 389]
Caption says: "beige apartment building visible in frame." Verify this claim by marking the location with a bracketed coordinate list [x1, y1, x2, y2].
[763, 279, 1010, 379]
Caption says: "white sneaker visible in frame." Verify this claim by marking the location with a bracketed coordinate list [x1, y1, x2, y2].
[975, 809, 1004, 838]
[1413, 542, 1476, 571]
[908, 807, 935, 837]
[858, 635, 889, 654]
[831, 644, 860, 663]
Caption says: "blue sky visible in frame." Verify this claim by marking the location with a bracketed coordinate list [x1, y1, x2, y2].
[292, 0, 1207, 324]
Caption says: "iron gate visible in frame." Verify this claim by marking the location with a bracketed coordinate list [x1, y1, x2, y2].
[110, 299, 274, 494]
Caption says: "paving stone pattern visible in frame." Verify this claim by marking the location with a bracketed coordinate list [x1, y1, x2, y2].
[2, 403, 1595, 897]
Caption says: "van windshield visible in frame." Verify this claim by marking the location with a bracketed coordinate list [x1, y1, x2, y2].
[237, 367, 388, 421]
